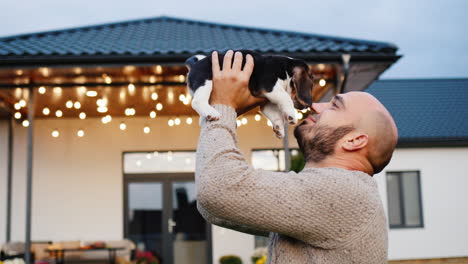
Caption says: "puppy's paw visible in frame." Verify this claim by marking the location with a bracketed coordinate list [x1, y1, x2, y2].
[284, 113, 298, 125]
[273, 123, 285, 139]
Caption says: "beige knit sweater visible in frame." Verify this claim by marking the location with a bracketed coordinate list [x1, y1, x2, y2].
[195, 105, 388, 264]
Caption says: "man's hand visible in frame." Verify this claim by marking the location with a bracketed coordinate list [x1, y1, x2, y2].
[210, 50, 267, 115]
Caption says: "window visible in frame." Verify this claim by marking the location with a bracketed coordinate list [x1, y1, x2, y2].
[386, 171, 424, 228]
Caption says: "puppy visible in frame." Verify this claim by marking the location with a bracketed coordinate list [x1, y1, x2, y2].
[185, 50, 314, 138]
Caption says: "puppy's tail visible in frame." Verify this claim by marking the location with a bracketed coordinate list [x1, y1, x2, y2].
[185, 54, 206, 70]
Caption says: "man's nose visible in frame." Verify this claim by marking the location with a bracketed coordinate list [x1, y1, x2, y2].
[311, 102, 329, 114]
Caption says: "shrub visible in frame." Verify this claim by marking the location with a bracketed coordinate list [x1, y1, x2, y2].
[219, 255, 242, 264]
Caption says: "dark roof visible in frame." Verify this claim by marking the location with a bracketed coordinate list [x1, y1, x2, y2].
[366, 79, 468, 147]
[0, 16, 399, 66]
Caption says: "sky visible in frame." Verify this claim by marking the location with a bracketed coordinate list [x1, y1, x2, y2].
[1, 0, 468, 79]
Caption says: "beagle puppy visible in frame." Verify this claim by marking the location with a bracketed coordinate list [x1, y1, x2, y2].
[185, 50, 314, 138]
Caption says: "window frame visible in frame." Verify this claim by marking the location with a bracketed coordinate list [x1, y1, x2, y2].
[386, 170, 425, 229]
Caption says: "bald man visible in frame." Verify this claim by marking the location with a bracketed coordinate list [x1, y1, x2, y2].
[195, 50, 398, 264]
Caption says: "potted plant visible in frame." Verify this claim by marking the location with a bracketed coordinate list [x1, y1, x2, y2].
[219, 255, 242, 264]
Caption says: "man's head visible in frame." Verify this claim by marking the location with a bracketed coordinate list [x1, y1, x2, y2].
[294, 91, 398, 175]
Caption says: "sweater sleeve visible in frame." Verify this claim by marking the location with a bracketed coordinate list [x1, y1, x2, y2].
[195, 104, 378, 248]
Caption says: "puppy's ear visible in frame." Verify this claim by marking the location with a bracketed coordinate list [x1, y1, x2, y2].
[292, 66, 313, 107]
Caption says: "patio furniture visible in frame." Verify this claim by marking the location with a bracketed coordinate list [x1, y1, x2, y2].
[46, 247, 125, 264]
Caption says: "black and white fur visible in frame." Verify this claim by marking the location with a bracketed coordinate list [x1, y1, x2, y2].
[185, 50, 314, 138]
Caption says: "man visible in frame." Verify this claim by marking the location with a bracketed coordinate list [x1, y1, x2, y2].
[195, 50, 398, 263]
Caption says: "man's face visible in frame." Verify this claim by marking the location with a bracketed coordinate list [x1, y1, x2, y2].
[293, 94, 356, 162]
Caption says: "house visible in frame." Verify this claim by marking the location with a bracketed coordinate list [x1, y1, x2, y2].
[0, 16, 402, 264]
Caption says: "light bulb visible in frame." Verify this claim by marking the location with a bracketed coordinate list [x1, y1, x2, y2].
[151, 92, 158, 101]
[14, 103, 21, 110]
[74, 101, 81, 109]
[236, 120, 242, 127]
[186, 117, 193, 125]
[77, 129, 84, 137]
[150, 111, 156, 118]
[42, 107, 50, 116]
[267, 120, 273, 127]
[128, 83, 135, 93]
[97, 106, 108, 113]
[19, 99, 26, 107]
[168, 119, 174, 127]
[174, 118, 181, 125]
[14, 112, 21, 119]
[241, 117, 248, 125]
[156, 103, 163, 111]
[86, 90, 97, 97]
[55, 110, 63, 117]
[22, 120, 29, 127]
[79, 112, 86, 119]
[255, 114, 261, 121]
[52, 130, 59, 138]
[38, 87, 46, 94]
[319, 79, 326, 87]
[179, 94, 186, 101]
[53, 87, 62, 94]
[66, 100, 73, 108]
[143, 126, 150, 134]
[120, 122, 127, 130]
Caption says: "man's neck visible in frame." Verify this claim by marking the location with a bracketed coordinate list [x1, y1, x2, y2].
[304, 155, 374, 176]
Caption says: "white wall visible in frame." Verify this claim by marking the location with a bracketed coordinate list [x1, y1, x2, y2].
[0, 120, 9, 243]
[374, 147, 468, 260]
[4, 116, 293, 264]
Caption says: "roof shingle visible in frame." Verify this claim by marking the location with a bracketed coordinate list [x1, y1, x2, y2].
[366, 79, 468, 146]
[0, 16, 398, 57]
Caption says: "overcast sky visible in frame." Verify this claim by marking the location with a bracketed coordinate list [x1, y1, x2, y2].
[2, 0, 467, 79]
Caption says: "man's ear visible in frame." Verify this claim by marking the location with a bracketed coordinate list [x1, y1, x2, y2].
[341, 132, 369, 151]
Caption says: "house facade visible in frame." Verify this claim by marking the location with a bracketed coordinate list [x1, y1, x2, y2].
[4, 16, 463, 264]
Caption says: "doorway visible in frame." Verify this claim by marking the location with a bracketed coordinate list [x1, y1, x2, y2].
[123, 173, 212, 264]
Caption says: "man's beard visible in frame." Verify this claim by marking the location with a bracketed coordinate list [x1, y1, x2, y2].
[294, 122, 354, 163]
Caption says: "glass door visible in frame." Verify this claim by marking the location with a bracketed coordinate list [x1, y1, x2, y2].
[170, 181, 209, 264]
[124, 174, 212, 264]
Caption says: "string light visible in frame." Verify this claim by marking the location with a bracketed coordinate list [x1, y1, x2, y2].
[66, 100, 73, 108]
[167, 90, 174, 103]
[236, 120, 242, 127]
[16, 69, 23, 76]
[103, 75, 112, 84]
[14, 112, 21, 119]
[155, 65, 163, 74]
[53, 87, 62, 95]
[78, 86, 87, 95]
[174, 118, 181, 125]
[19, 99, 26, 107]
[52, 129, 59, 138]
[38, 87, 46, 94]
[55, 110, 63, 117]
[120, 122, 127, 130]
[267, 120, 273, 127]
[128, 83, 135, 93]
[151, 92, 158, 101]
[14, 103, 21, 110]
[77, 129, 85, 137]
[178, 75, 185, 82]
[156, 103, 163, 111]
[179, 94, 186, 101]
[22, 120, 29, 127]
[97, 106, 108, 113]
[296, 112, 303, 119]
[241, 117, 248, 125]
[319, 79, 326, 87]
[168, 119, 174, 127]
[149, 76, 156, 83]
[74, 101, 81, 109]
[255, 114, 261, 121]
[79, 112, 86, 119]
[143, 126, 150, 134]
[125, 108, 136, 116]
[86, 90, 97, 97]
[101, 115, 112, 124]
[186, 117, 193, 125]
[150, 111, 157, 118]
[97, 98, 107, 107]
[42, 107, 50, 116]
